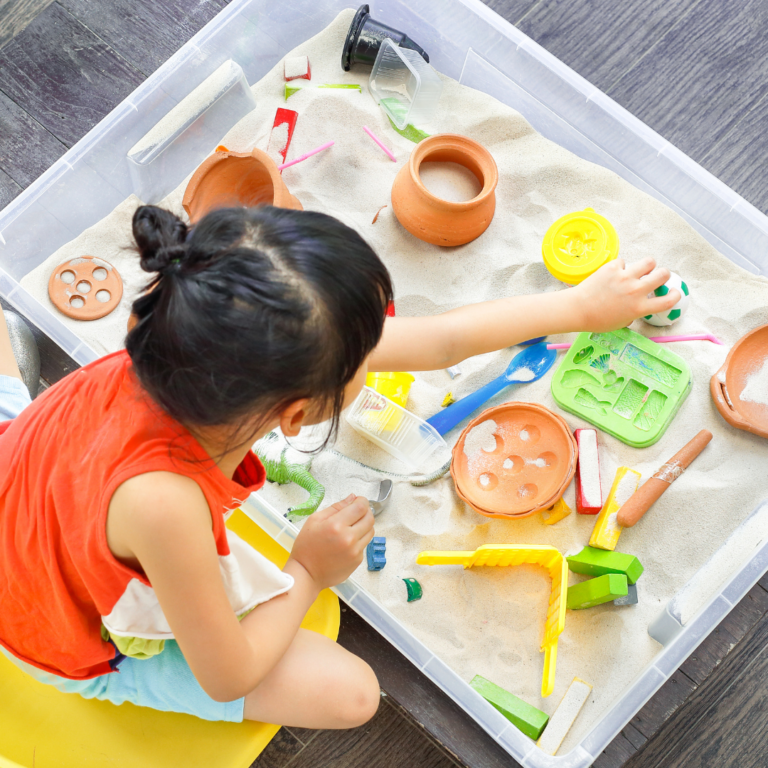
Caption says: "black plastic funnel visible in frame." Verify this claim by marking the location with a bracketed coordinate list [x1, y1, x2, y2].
[342, 4, 429, 71]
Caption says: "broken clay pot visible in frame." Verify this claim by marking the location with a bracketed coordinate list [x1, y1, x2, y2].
[391, 134, 498, 247]
[182, 147, 303, 224]
[451, 402, 578, 519]
[48, 256, 123, 321]
[711, 323, 768, 439]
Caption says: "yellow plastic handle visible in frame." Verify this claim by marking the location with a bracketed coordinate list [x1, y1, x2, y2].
[541, 641, 557, 698]
[416, 551, 474, 566]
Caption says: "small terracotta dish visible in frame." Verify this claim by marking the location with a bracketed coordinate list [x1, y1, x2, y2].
[391, 133, 498, 247]
[711, 323, 768, 439]
[182, 147, 303, 224]
[451, 402, 578, 519]
[48, 256, 123, 321]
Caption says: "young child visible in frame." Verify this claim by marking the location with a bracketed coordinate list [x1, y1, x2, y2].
[0, 205, 678, 728]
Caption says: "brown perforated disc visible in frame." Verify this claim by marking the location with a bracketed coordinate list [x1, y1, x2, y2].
[48, 256, 123, 321]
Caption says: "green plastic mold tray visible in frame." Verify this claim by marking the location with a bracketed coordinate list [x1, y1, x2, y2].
[551, 329, 692, 448]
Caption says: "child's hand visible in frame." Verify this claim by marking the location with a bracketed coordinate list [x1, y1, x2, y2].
[290, 494, 375, 589]
[572, 257, 680, 333]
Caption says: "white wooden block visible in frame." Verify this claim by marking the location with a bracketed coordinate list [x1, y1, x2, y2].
[537, 677, 592, 755]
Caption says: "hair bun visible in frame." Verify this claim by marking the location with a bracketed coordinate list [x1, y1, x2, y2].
[133, 205, 189, 273]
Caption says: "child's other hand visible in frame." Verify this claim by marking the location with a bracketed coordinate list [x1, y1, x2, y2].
[573, 257, 680, 333]
[290, 494, 375, 589]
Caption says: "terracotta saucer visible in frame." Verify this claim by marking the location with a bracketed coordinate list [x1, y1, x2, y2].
[182, 147, 303, 224]
[451, 402, 578, 519]
[711, 323, 768, 439]
[48, 256, 123, 321]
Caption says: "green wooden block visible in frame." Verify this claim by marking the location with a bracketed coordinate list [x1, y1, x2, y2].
[567, 546, 644, 584]
[567, 574, 628, 610]
[470, 675, 549, 740]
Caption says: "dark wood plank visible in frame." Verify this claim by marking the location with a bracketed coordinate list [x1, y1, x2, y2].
[0, 166, 21, 209]
[0, 298, 78, 386]
[593, 730, 638, 768]
[249, 727, 305, 768]
[625, 610, 768, 768]
[59, 0, 227, 76]
[337, 607, 517, 768]
[515, 0, 701, 93]
[630, 669, 698, 740]
[0, 90, 66, 187]
[620, 722, 647, 752]
[283, 726, 320, 748]
[700, 94, 768, 215]
[0, 2, 144, 148]
[607, 0, 768, 164]
[285, 697, 457, 768]
[760, 572, 768, 592]
[480, 0, 542, 25]
[0, 0, 54, 50]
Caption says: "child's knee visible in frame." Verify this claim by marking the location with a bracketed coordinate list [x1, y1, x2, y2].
[338, 661, 380, 727]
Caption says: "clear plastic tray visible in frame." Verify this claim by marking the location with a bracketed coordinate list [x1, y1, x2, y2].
[369, 37, 443, 129]
[2, 1, 768, 765]
[346, 385, 447, 469]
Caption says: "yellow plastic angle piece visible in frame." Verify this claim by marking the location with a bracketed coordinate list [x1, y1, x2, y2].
[588, 466, 642, 551]
[416, 545, 567, 697]
[542, 208, 619, 285]
[541, 497, 572, 525]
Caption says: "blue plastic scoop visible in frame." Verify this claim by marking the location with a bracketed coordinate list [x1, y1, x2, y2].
[426, 343, 557, 436]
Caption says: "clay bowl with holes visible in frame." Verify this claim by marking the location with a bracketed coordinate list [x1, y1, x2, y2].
[391, 133, 498, 247]
[451, 402, 578, 519]
[711, 323, 768, 439]
[48, 256, 123, 321]
[182, 147, 303, 224]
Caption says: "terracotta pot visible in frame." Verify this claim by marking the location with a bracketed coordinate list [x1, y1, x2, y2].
[48, 256, 123, 321]
[182, 148, 303, 224]
[451, 402, 578, 520]
[391, 134, 498, 247]
[711, 323, 768, 439]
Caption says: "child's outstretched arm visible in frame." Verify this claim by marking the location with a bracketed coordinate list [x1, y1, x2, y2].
[369, 256, 679, 372]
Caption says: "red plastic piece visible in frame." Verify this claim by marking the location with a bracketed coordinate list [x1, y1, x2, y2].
[284, 57, 311, 81]
[574, 428, 603, 515]
[386, 300, 395, 317]
[270, 108, 299, 165]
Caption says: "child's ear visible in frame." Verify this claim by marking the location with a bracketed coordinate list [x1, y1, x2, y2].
[279, 399, 311, 437]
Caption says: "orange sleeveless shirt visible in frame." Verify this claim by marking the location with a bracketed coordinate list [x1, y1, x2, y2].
[0, 351, 268, 679]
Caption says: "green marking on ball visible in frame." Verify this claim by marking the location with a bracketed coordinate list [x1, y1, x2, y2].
[681, 281, 689, 296]
[655, 284, 670, 297]
[668, 309, 681, 321]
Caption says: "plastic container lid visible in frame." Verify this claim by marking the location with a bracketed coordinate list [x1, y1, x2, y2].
[541, 207, 619, 284]
[346, 386, 447, 469]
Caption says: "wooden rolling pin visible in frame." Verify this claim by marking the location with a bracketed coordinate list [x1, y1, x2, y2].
[616, 430, 713, 528]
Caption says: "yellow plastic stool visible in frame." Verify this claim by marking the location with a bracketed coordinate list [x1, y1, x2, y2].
[417, 545, 567, 697]
[0, 509, 340, 768]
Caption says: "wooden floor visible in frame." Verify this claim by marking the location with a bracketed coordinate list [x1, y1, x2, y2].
[2, 2, 768, 767]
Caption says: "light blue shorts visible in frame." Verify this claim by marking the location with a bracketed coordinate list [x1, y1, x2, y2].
[0, 374, 32, 421]
[1, 642, 245, 722]
[0, 376, 245, 722]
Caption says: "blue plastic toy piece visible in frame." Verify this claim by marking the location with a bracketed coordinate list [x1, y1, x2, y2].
[367, 536, 387, 571]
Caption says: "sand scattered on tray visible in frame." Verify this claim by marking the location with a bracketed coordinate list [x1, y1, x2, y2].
[740, 357, 768, 406]
[267, 122, 291, 165]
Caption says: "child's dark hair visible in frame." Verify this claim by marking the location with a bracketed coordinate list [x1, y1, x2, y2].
[126, 205, 393, 448]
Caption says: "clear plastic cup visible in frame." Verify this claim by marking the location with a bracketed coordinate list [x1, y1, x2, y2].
[369, 38, 443, 130]
[346, 386, 447, 469]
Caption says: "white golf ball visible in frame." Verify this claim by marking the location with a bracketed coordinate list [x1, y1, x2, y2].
[643, 272, 690, 327]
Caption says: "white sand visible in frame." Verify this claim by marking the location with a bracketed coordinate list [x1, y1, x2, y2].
[267, 122, 291, 165]
[285, 55, 310, 80]
[18, 10, 768, 754]
[419, 161, 482, 202]
[740, 357, 768, 406]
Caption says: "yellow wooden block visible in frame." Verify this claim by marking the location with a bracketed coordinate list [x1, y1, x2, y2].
[541, 497, 572, 525]
[588, 467, 641, 551]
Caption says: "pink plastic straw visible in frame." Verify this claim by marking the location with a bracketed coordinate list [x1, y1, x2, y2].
[547, 333, 723, 350]
[363, 125, 396, 162]
[278, 140, 334, 171]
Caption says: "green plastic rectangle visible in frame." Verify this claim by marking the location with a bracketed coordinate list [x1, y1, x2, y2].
[567, 546, 644, 584]
[567, 574, 628, 609]
[470, 675, 549, 739]
[550, 329, 691, 447]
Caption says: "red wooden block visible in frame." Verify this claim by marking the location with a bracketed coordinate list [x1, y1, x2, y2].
[574, 428, 602, 514]
[269, 108, 298, 165]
